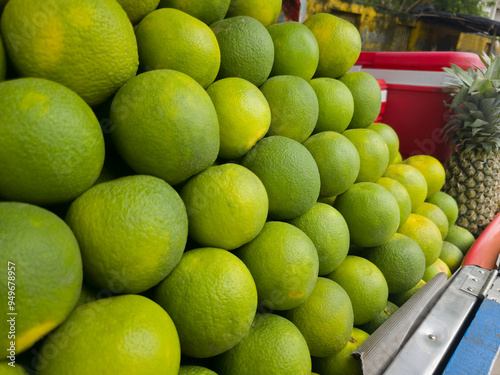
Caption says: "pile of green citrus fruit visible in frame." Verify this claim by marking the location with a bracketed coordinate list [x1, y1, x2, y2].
[0, 0, 476, 374]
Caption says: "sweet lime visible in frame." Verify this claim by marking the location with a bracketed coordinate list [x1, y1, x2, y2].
[383, 164, 428, 212]
[226, 0, 282, 27]
[179, 366, 218, 375]
[155, 248, 257, 358]
[110, 69, 219, 186]
[284, 277, 354, 357]
[398, 213, 442, 267]
[440, 241, 464, 273]
[333, 182, 400, 248]
[445, 225, 476, 254]
[206, 77, 270, 159]
[116, 0, 159, 24]
[343, 128, 390, 183]
[0, 78, 104, 205]
[340, 72, 382, 129]
[423, 258, 452, 281]
[66, 175, 188, 293]
[289, 203, 350, 276]
[309, 77, 354, 133]
[135, 8, 221, 88]
[413, 202, 449, 239]
[242, 136, 320, 220]
[211, 16, 274, 87]
[267, 21, 319, 81]
[328, 256, 389, 325]
[426, 191, 459, 227]
[215, 313, 311, 375]
[180, 163, 268, 250]
[158, 0, 230, 25]
[367, 122, 400, 164]
[303, 13, 361, 78]
[390, 279, 426, 307]
[260, 75, 319, 143]
[235, 221, 319, 310]
[403, 155, 446, 199]
[358, 301, 399, 334]
[0, 202, 82, 355]
[1, 0, 138, 106]
[363, 233, 426, 294]
[376, 177, 412, 230]
[37, 295, 180, 374]
[303, 131, 360, 198]
[313, 327, 369, 375]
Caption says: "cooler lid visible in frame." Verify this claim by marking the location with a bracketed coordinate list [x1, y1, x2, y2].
[356, 51, 485, 72]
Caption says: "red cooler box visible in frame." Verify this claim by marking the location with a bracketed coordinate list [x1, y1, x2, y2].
[354, 52, 485, 162]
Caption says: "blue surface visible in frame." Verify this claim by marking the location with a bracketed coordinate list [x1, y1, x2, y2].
[443, 298, 500, 374]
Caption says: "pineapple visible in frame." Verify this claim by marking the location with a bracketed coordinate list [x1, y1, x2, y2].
[442, 53, 500, 236]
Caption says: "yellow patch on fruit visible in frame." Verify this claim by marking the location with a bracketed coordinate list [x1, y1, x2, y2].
[67, 7, 95, 28]
[17, 321, 58, 353]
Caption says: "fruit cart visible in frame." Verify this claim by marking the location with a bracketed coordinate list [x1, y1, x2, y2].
[352, 51, 500, 374]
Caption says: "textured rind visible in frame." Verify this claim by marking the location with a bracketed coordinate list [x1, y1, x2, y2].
[158, 0, 231, 25]
[154, 248, 258, 358]
[37, 295, 181, 375]
[1, 0, 139, 106]
[0, 78, 105, 204]
[65, 175, 188, 293]
[0, 202, 83, 354]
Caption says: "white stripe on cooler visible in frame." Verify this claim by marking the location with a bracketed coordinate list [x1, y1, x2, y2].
[353, 67, 457, 88]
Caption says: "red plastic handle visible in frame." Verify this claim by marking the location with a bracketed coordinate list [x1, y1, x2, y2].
[462, 212, 500, 269]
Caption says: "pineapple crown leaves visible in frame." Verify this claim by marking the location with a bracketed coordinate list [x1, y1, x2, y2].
[442, 52, 500, 153]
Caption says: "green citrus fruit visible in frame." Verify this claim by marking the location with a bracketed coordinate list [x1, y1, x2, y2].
[136, 8, 220, 88]
[0, 78, 105, 205]
[340, 72, 382, 129]
[158, 0, 230, 25]
[398, 213, 442, 267]
[383, 164, 428, 212]
[179, 366, 218, 375]
[284, 278, 354, 357]
[376, 177, 412, 230]
[206, 77, 270, 159]
[368, 122, 400, 164]
[289, 203, 350, 276]
[403, 155, 445, 199]
[303, 12, 361, 78]
[303, 131, 360, 197]
[333, 182, 400, 247]
[413, 202, 449, 239]
[1, 0, 138, 106]
[390, 279, 426, 307]
[440, 241, 464, 273]
[242, 136, 320, 220]
[180, 163, 268, 250]
[327, 256, 389, 325]
[211, 16, 274, 87]
[226, 0, 282, 27]
[343, 128, 390, 183]
[0, 202, 82, 355]
[66, 175, 188, 293]
[313, 327, 369, 375]
[309, 77, 354, 133]
[110, 69, 219, 186]
[235, 221, 319, 310]
[260, 75, 319, 143]
[426, 191, 459, 227]
[267, 21, 319, 81]
[37, 295, 180, 374]
[215, 313, 311, 375]
[363, 233, 426, 294]
[445, 225, 476, 254]
[423, 258, 452, 281]
[0, 31, 5, 81]
[116, 0, 159, 24]
[358, 301, 399, 334]
[155, 248, 257, 358]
